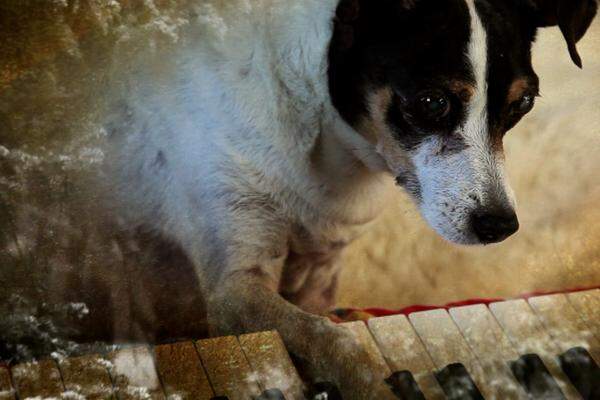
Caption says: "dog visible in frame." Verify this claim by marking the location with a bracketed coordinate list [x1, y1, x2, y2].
[105, 0, 597, 397]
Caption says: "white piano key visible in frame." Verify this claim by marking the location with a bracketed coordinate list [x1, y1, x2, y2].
[450, 304, 529, 399]
[490, 299, 581, 400]
[568, 289, 600, 343]
[340, 321, 398, 399]
[11, 359, 64, 399]
[368, 314, 445, 399]
[529, 294, 600, 363]
[0, 368, 15, 400]
[107, 346, 165, 399]
[154, 341, 215, 400]
[409, 309, 493, 399]
[195, 336, 262, 400]
[239, 330, 305, 400]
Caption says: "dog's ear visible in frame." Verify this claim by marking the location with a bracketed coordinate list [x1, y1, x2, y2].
[528, 0, 598, 68]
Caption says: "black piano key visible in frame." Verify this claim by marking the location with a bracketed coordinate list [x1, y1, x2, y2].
[256, 388, 286, 400]
[559, 347, 600, 400]
[308, 382, 343, 400]
[510, 354, 566, 399]
[385, 371, 426, 400]
[434, 363, 484, 400]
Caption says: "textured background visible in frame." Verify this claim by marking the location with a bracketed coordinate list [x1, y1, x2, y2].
[0, 1, 599, 359]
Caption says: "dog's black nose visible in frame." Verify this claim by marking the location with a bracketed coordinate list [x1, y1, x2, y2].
[471, 209, 519, 244]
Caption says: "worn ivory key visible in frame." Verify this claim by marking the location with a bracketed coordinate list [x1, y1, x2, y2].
[0, 367, 15, 400]
[154, 341, 215, 400]
[239, 330, 305, 400]
[450, 304, 529, 399]
[11, 358, 64, 399]
[58, 353, 114, 399]
[107, 346, 165, 399]
[409, 309, 488, 399]
[490, 299, 580, 400]
[195, 336, 262, 400]
[368, 314, 446, 400]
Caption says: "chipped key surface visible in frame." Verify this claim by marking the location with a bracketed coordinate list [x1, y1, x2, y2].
[59, 353, 114, 399]
[154, 341, 214, 400]
[409, 309, 477, 369]
[108, 346, 165, 399]
[568, 289, 600, 343]
[490, 300, 559, 355]
[341, 321, 391, 375]
[0, 367, 15, 400]
[449, 305, 528, 399]
[195, 336, 261, 400]
[11, 358, 64, 398]
[340, 321, 398, 400]
[490, 299, 581, 400]
[239, 331, 304, 400]
[409, 309, 497, 399]
[368, 315, 445, 400]
[450, 305, 518, 362]
[368, 315, 436, 375]
[529, 294, 600, 363]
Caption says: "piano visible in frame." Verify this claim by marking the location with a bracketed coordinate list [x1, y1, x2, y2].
[1, 288, 599, 400]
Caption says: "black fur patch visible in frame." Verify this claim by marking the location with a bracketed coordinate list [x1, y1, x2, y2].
[328, 0, 474, 150]
[327, 0, 596, 151]
[475, 0, 540, 141]
[528, 0, 598, 67]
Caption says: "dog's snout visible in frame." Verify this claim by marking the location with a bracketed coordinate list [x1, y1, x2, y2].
[471, 208, 519, 244]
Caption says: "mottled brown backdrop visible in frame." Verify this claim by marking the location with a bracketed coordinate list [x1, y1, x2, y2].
[0, 1, 598, 359]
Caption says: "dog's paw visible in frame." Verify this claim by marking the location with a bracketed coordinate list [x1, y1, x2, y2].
[296, 320, 397, 400]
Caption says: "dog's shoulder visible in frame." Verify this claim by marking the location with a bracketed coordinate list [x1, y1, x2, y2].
[105, 0, 393, 241]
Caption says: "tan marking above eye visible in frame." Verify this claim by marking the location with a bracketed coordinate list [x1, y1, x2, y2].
[507, 78, 531, 104]
[359, 86, 394, 144]
[359, 87, 414, 174]
[448, 80, 475, 103]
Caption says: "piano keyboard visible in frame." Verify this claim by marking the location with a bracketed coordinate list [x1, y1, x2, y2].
[1, 289, 599, 400]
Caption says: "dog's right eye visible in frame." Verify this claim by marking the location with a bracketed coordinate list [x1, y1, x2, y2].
[417, 92, 451, 121]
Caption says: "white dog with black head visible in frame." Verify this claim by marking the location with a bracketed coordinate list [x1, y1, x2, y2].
[106, 0, 597, 397]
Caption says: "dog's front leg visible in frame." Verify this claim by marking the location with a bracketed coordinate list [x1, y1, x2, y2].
[207, 270, 397, 400]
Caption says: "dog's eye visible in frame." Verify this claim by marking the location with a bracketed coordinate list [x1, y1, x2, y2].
[418, 93, 451, 120]
[511, 95, 535, 115]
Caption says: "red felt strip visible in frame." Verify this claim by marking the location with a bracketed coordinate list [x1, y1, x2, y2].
[341, 283, 600, 318]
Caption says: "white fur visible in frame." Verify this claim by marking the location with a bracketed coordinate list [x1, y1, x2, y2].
[105, 0, 396, 287]
[96, 3, 539, 394]
[105, 0, 519, 297]
[412, 0, 517, 244]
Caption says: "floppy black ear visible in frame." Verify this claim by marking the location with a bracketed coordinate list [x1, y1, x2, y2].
[529, 0, 598, 68]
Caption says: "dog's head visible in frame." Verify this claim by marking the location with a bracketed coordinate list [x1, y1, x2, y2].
[328, 0, 597, 245]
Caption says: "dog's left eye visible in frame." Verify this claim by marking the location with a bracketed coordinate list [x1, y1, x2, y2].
[418, 93, 451, 120]
[511, 95, 535, 115]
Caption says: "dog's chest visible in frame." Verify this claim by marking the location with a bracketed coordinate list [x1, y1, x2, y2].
[278, 222, 367, 312]
[282, 221, 369, 274]
[288, 222, 362, 257]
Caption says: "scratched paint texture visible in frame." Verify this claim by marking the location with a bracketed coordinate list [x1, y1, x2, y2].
[0, 1, 598, 362]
